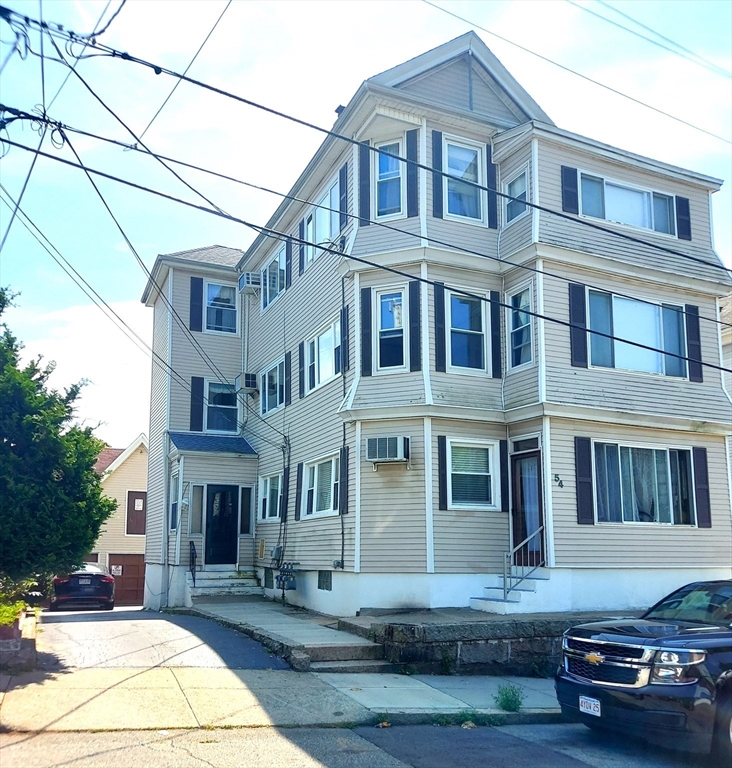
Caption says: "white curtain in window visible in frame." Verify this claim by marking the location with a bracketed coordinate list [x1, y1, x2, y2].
[316, 461, 332, 512]
[605, 183, 651, 229]
[613, 297, 662, 373]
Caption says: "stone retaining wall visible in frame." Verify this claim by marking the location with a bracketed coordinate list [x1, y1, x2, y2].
[0, 611, 37, 672]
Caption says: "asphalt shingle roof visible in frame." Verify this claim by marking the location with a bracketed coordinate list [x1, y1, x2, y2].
[160, 245, 244, 268]
[169, 432, 257, 455]
[94, 447, 124, 474]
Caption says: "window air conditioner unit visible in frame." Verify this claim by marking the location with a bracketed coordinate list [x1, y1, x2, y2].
[238, 272, 261, 294]
[235, 372, 258, 394]
[366, 436, 410, 465]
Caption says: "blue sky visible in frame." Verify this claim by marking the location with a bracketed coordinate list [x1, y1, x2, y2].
[1, 0, 730, 446]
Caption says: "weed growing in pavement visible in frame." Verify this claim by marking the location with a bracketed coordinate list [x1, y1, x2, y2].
[494, 683, 524, 712]
[432, 710, 503, 727]
[399, 664, 417, 675]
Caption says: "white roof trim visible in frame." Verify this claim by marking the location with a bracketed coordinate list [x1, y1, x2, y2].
[101, 433, 148, 482]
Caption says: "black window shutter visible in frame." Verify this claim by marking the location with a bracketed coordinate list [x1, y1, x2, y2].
[675, 196, 692, 241]
[561, 166, 579, 214]
[409, 280, 421, 372]
[280, 466, 290, 521]
[406, 129, 418, 218]
[285, 239, 292, 288]
[294, 462, 303, 521]
[190, 376, 204, 432]
[569, 283, 588, 368]
[298, 220, 305, 275]
[340, 305, 350, 371]
[284, 351, 292, 406]
[437, 435, 447, 510]
[575, 437, 595, 525]
[487, 144, 498, 229]
[500, 440, 509, 512]
[359, 142, 370, 226]
[339, 162, 348, 231]
[434, 282, 446, 372]
[339, 446, 349, 515]
[490, 291, 502, 378]
[685, 305, 703, 382]
[692, 447, 711, 528]
[432, 131, 443, 218]
[298, 341, 305, 399]
[190, 277, 203, 332]
[361, 286, 372, 376]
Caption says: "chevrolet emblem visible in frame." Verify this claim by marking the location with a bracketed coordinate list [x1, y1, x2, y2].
[585, 652, 605, 665]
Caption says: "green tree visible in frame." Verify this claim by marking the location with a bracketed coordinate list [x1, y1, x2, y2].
[0, 288, 116, 581]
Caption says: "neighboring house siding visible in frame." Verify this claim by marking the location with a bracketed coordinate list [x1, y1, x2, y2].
[432, 418, 509, 573]
[542, 264, 730, 422]
[550, 417, 732, 568]
[95, 444, 148, 567]
[146, 273, 170, 565]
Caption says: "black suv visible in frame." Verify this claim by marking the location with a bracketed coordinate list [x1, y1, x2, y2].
[555, 580, 732, 759]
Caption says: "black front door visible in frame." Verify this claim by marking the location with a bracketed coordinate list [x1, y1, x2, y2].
[205, 485, 238, 565]
[511, 452, 544, 567]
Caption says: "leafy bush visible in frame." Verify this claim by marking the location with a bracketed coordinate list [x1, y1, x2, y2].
[0, 601, 25, 626]
[494, 683, 525, 712]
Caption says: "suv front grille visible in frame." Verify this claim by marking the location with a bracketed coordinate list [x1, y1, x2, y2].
[563, 634, 653, 688]
[567, 656, 640, 685]
[566, 637, 646, 660]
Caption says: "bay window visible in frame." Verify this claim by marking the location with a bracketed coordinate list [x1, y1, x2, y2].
[206, 282, 237, 333]
[448, 292, 486, 370]
[505, 170, 527, 223]
[376, 289, 405, 370]
[375, 141, 402, 218]
[445, 140, 483, 220]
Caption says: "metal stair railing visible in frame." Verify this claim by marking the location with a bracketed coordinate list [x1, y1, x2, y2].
[189, 540, 197, 588]
[503, 525, 545, 601]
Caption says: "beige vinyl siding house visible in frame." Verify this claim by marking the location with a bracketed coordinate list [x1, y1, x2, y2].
[142, 33, 732, 616]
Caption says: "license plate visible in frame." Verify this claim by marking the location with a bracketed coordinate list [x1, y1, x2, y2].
[579, 696, 601, 717]
[78, 578, 91, 585]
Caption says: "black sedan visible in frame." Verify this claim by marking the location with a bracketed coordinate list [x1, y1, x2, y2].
[555, 580, 732, 760]
[49, 564, 115, 611]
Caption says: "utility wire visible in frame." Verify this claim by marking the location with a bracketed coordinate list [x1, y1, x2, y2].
[25, 112, 728, 330]
[138, 0, 231, 141]
[5, 136, 726, 376]
[419, 0, 730, 145]
[567, 0, 732, 79]
[38, 0, 45, 110]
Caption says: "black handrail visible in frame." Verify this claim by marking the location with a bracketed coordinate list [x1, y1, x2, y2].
[189, 540, 197, 587]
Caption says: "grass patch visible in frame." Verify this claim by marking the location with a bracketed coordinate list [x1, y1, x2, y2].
[494, 683, 525, 712]
[432, 710, 503, 727]
[0, 601, 25, 627]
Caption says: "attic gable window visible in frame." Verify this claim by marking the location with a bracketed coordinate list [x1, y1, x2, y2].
[580, 174, 676, 235]
[205, 282, 237, 333]
[444, 139, 484, 221]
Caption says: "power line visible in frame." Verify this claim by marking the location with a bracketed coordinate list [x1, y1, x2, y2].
[138, 0, 231, 141]
[5, 135, 726, 376]
[567, 0, 732, 79]
[419, 0, 730, 145]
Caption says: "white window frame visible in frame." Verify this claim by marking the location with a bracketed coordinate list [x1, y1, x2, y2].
[578, 170, 678, 237]
[304, 176, 340, 267]
[302, 453, 340, 519]
[261, 246, 286, 310]
[306, 318, 342, 393]
[446, 289, 490, 375]
[260, 358, 286, 416]
[507, 283, 534, 371]
[443, 135, 486, 225]
[591, 439, 697, 527]
[447, 438, 500, 511]
[204, 281, 238, 336]
[373, 138, 405, 220]
[504, 166, 529, 226]
[374, 285, 408, 373]
[204, 379, 239, 434]
[169, 472, 179, 530]
[586, 290, 687, 379]
[259, 473, 282, 521]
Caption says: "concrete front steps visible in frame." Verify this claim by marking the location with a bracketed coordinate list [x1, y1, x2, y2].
[469, 568, 552, 614]
[307, 641, 398, 674]
[187, 570, 263, 599]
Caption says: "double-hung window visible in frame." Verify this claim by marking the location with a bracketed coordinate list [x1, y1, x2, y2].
[448, 440, 497, 509]
[376, 288, 405, 370]
[588, 291, 686, 377]
[305, 179, 340, 266]
[303, 455, 340, 516]
[261, 247, 286, 309]
[206, 283, 237, 333]
[594, 442, 695, 525]
[375, 141, 402, 218]
[505, 170, 527, 223]
[306, 319, 341, 391]
[581, 174, 676, 235]
[509, 288, 532, 368]
[169, 473, 179, 530]
[260, 474, 282, 520]
[206, 382, 238, 433]
[445, 139, 483, 221]
[260, 359, 286, 415]
[448, 291, 486, 371]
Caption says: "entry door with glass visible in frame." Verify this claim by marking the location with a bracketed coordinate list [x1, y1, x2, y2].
[205, 485, 239, 565]
[511, 452, 544, 567]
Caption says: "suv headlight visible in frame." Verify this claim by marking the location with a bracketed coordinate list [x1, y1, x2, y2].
[651, 650, 706, 684]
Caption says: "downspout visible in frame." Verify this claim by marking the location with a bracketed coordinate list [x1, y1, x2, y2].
[174, 456, 185, 567]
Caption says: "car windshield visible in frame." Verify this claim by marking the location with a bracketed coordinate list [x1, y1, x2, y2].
[643, 582, 732, 625]
[75, 565, 105, 575]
